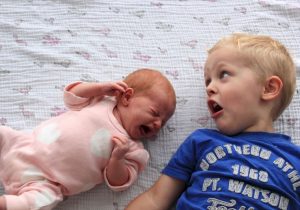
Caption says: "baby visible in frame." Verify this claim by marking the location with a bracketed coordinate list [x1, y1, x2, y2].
[126, 34, 300, 210]
[0, 68, 176, 210]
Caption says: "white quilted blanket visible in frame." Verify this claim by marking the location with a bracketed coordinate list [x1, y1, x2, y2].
[0, 1, 299, 209]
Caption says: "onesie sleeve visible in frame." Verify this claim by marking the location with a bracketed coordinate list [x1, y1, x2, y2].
[103, 141, 149, 192]
[63, 82, 91, 111]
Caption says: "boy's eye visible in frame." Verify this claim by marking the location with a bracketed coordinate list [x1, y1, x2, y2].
[205, 78, 211, 87]
[220, 71, 230, 79]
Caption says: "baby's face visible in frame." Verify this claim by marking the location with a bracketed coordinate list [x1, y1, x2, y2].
[122, 87, 175, 140]
[204, 46, 266, 135]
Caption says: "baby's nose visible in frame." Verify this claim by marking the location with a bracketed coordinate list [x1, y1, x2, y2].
[153, 119, 162, 129]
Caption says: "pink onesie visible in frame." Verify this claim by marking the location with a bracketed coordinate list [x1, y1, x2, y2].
[0, 82, 149, 210]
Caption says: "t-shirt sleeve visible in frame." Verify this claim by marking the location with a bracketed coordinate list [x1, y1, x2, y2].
[162, 131, 198, 183]
[103, 142, 149, 192]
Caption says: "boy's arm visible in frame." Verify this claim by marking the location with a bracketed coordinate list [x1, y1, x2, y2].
[68, 81, 128, 98]
[126, 174, 185, 210]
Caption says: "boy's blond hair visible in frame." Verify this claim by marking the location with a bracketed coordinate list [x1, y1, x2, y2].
[208, 33, 296, 120]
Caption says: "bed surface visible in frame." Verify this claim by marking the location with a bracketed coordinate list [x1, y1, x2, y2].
[0, 0, 299, 209]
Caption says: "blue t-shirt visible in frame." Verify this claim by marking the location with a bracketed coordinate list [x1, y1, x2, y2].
[162, 129, 300, 210]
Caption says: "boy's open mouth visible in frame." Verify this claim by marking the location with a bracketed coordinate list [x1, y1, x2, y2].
[208, 99, 223, 116]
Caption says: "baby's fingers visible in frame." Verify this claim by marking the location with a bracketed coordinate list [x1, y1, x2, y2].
[111, 136, 129, 159]
[116, 81, 128, 90]
[112, 136, 127, 146]
[113, 81, 128, 93]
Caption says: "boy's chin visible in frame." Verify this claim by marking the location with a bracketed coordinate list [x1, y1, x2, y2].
[217, 126, 241, 136]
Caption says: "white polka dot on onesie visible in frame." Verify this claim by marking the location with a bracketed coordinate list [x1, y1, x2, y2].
[90, 128, 112, 158]
[21, 166, 45, 184]
[35, 189, 57, 209]
[36, 123, 61, 144]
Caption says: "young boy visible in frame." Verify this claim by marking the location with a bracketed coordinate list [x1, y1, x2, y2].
[0, 68, 176, 210]
[126, 34, 300, 210]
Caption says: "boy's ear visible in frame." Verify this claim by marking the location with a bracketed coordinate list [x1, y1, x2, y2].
[262, 76, 283, 101]
[120, 88, 134, 106]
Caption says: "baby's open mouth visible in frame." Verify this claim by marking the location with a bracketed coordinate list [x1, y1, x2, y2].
[140, 125, 151, 136]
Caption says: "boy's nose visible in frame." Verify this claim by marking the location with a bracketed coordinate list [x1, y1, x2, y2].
[206, 83, 217, 96]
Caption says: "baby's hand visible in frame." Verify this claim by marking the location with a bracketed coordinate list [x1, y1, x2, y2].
[111, 136, 130, 160]
[100, 81, 128, 97]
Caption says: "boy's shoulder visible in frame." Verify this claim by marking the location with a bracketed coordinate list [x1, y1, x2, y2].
[188, 128, 298, 148]
[191, 128, 220, 135]
[185, 128, 227, 146]
[190, 128, 293, 140]
[189, 128, 224, 139]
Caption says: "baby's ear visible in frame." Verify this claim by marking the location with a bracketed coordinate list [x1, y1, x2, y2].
[262, 76, 283, 101]
[120, 88, 134, 106]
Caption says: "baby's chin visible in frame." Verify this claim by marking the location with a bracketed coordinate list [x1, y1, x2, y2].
[129, 134, 140, 141]
[128, 127, 158, 141]
[128, 131, 143, 141]
[140, 136, 157, 142]
[135, 133, 158, 142]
